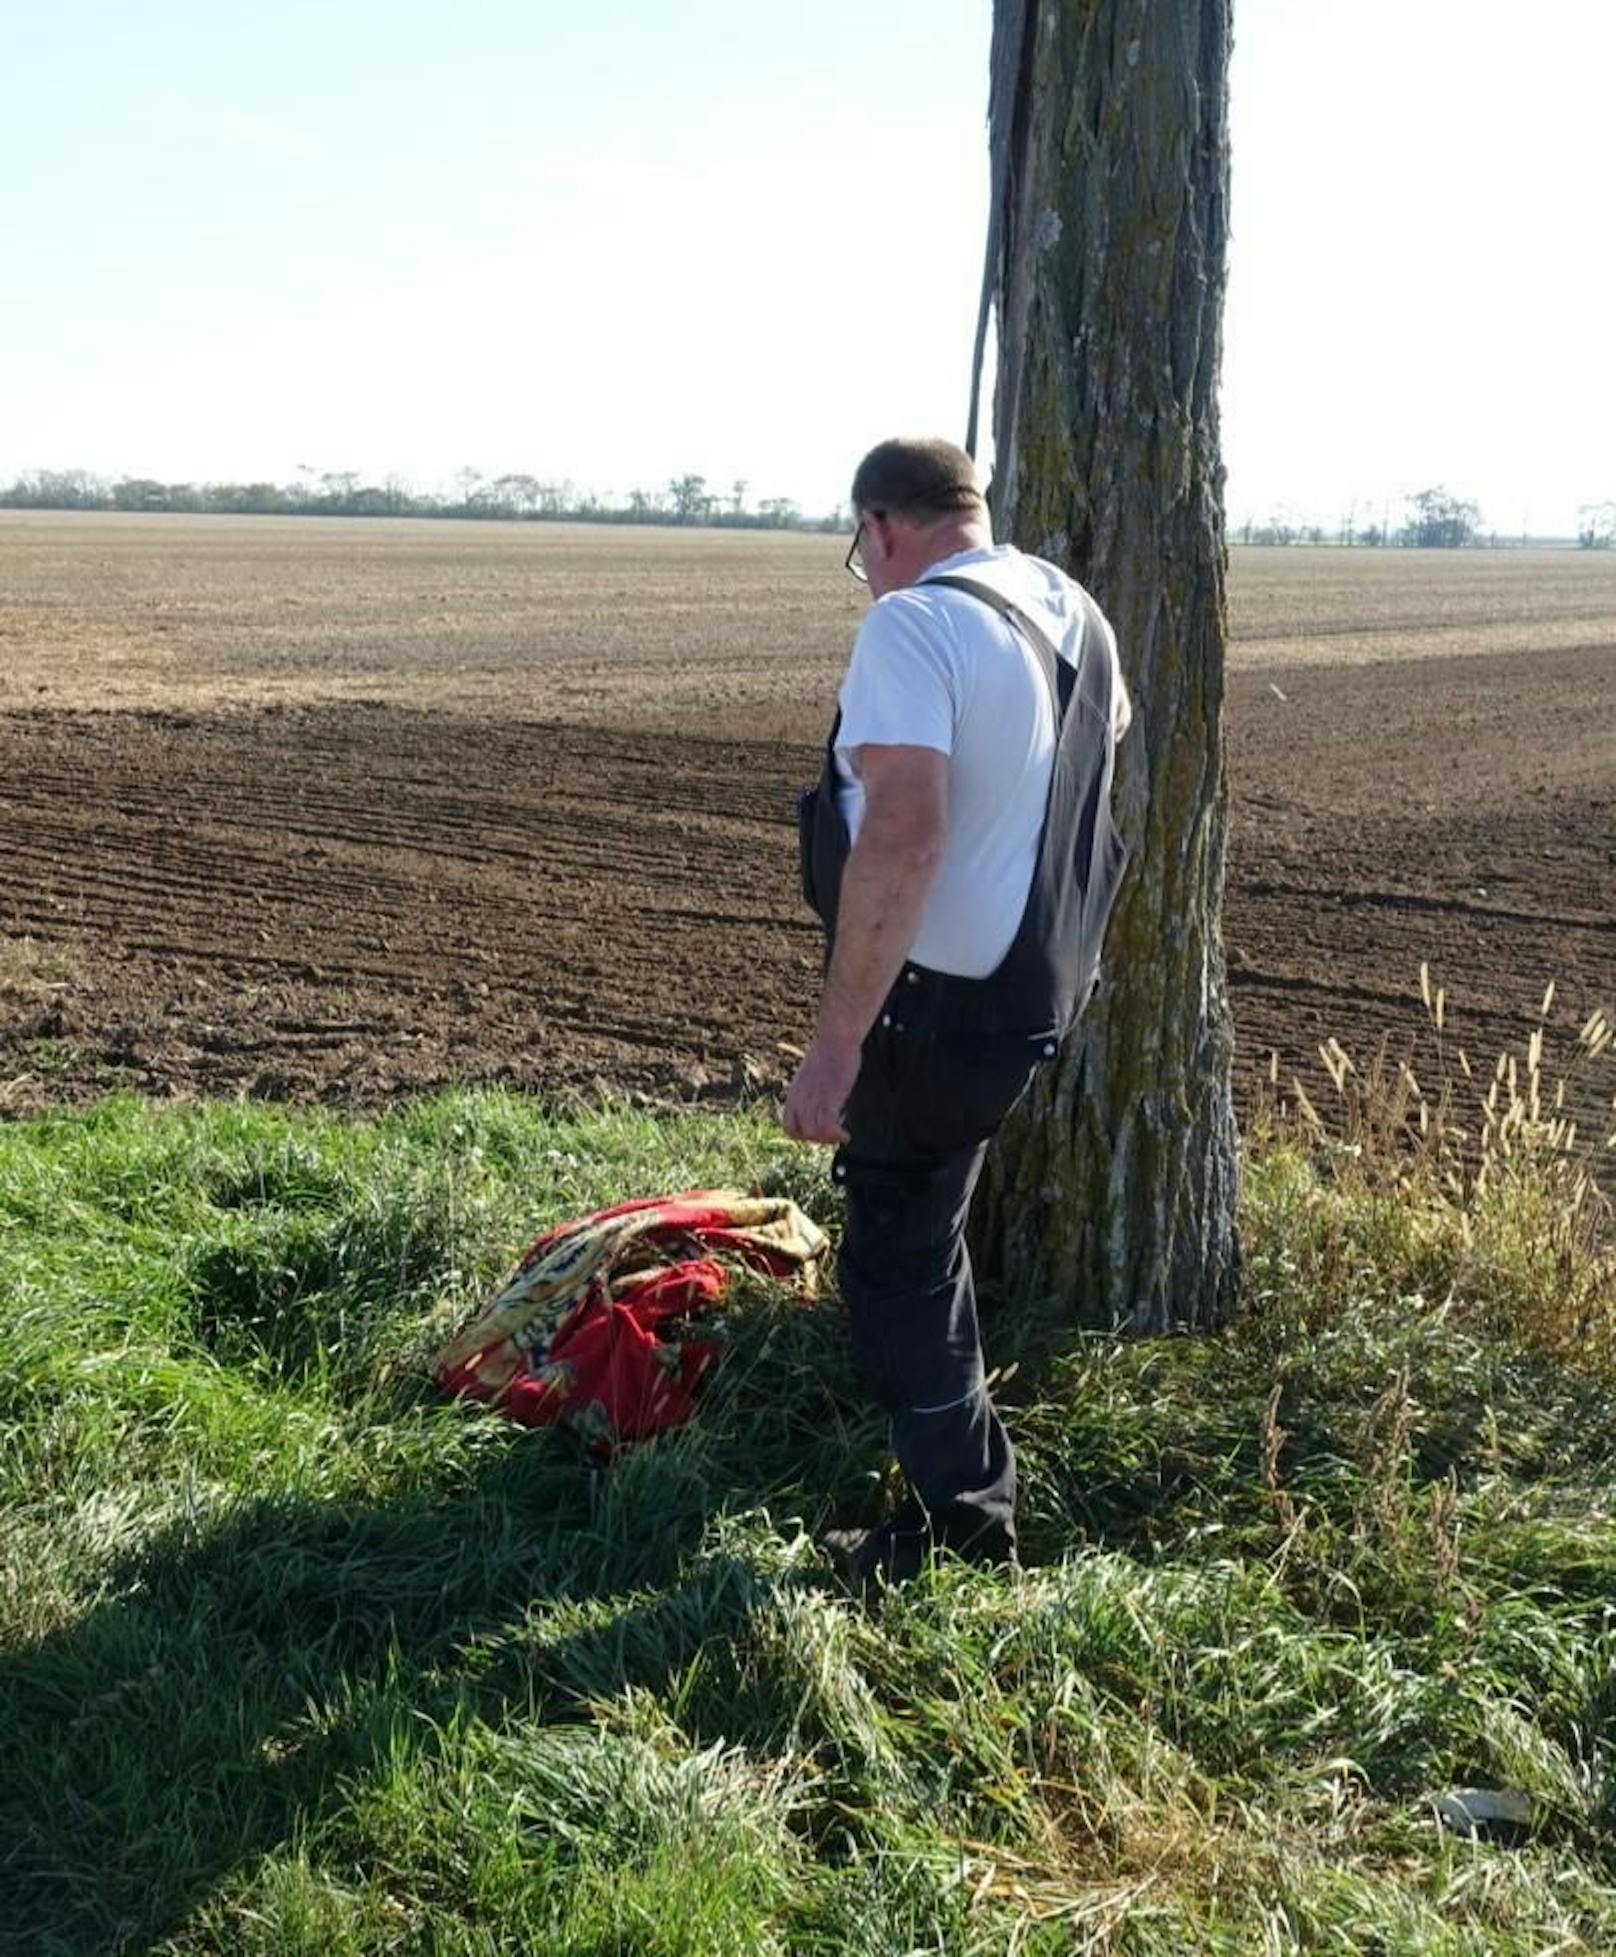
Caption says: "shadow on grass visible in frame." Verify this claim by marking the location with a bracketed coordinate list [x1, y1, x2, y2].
[0, 1298, 879, 1954]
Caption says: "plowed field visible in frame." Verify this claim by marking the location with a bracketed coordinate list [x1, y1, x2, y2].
[2, 515, 1613, 1143]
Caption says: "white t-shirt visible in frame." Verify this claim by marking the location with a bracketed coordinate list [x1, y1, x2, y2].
[834, 543, 1130, 979]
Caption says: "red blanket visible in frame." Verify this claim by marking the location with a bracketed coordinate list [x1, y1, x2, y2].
[435, 1189, 827, 1447]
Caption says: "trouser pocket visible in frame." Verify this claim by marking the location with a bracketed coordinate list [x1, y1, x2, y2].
[886, 1033, 1041, 1157]
[842, 971, 1053, 1163]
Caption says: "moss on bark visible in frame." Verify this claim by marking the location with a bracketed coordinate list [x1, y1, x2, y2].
[973, 0, 1241, 1332]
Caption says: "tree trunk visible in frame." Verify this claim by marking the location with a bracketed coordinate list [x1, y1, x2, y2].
[971, 0, 1241, 1332]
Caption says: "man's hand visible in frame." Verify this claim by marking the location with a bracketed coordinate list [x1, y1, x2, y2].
[780, 1034, 863, 1145]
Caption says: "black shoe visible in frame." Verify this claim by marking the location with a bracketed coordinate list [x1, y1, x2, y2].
[820, 1514, 1018, 1596]
[821, 1520, 933, 1594]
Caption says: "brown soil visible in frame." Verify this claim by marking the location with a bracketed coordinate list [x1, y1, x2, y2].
[1, 517, 1613, 1145]
[1223, 640, 1616, 1143]
[0, 705, 819, 1108]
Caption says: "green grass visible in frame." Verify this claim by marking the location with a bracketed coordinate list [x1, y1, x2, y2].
[2, 1088, 1615, 1953]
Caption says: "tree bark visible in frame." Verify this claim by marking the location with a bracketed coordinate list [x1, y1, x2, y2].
[972, 0, 1241, 1332]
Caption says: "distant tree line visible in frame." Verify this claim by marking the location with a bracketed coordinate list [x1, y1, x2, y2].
[11, 467, 1609, 549]
[1239, 486, 1489, 549]
[0, 467, 843, 532]
[1237, 486, 1613, 550]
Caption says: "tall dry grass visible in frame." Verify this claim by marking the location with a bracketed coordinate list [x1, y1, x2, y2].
[1261, 967, 1616, 1378]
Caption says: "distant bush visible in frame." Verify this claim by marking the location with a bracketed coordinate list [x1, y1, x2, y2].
[1400, 486, 1482, 549]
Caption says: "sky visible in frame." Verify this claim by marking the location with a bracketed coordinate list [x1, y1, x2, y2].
[5, 0, 1612, 534]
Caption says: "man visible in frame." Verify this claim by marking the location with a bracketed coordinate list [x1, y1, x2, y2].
[782, 435, 1131, 1585]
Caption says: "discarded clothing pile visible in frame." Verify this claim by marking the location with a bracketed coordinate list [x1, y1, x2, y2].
[435, 1189, 827, 1448]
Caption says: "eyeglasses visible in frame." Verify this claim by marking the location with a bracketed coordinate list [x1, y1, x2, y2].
[844, 518, 869, 583]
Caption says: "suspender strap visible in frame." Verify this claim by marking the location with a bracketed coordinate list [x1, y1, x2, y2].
[920, 573, 1072, 718]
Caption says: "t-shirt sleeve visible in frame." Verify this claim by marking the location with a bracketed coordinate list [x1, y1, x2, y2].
[836, 595, 957, 759]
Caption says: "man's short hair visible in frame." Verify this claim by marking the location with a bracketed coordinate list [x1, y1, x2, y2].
[851, 437, 987, 522]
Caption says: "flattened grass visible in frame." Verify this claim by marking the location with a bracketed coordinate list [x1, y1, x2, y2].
[2, 1089, 1614, 1952]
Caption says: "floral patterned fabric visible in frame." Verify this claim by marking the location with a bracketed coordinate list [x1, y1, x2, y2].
[435, 1190, 828, 1447]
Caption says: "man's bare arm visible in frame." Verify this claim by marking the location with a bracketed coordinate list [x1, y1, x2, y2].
[780, 744, 948, 1144]
[817, 745, 948, 1044]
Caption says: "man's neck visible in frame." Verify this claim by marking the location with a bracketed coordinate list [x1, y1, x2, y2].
[912, 520, 995, 579]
